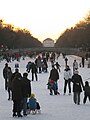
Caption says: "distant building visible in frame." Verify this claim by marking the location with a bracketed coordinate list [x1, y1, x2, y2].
[43, 38, 54, 47]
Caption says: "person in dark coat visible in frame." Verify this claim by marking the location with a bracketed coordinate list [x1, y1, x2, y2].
[49, 65, 59, 82]
[26, 61, 32, 73]
[47, 79, 57, 95]
[35, 56, 42, 73]
[83, 81, 90, 104]
[31, 62, 38, 81]
[21, 73, 31, 116]
[82, 57, 85, 68]
[65, 57, 68, 68]
[3, 63, 9, 90]
[15, 63, 19, 69]
[71, 70, 84, 105]
[49, 65, 60, 95]
[42, 57, 48, 72]
[7, 67, 13, 100]
[11, 68, 22, 81]
[12, 73, 23, 117]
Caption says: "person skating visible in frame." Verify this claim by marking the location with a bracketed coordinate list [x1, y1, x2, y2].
[12, 73, 23, 117]
[71, 70, 84, 105]
[21, 73, 31, 116]
[83, 81, 90, 104]
[7, 67, 13, 100]
[49, 65, 60, 95]
[3, 63, 9, 90]
[30, 62, 38, 81]
[63, 65, 72, 95]
[73, 60, 78, 74]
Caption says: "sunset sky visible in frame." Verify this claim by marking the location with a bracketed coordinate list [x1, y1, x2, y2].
[0, 0, 90, 42]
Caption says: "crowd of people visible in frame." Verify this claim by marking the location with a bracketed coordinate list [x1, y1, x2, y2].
[2, 51, 90, 118]
[3, 63, 41, 117]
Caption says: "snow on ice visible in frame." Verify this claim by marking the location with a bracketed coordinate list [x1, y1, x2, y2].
[0, 54, 90, 120]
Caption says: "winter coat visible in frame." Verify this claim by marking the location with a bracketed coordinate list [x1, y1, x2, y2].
[64, 68, 72, 80]
[84, 85, 90, 96]
[3, 67, 8, 79]
[26, 62, 32, 69]
[21, 77, 31, 98]
[31, 63, 37, 73]
[12, 74, 23, 100]
[73, 61, 78, 70]
[36, 58, 42, 67]
[49, 68, 59, 81]
[28, 97, 37, 110]
[72, 74, 84, 92]
[47, 79, 57, 90]
[43, 58, 48, 68]
[11, 72, 22, 81]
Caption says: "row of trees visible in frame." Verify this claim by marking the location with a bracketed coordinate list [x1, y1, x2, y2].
[55, 12, 90, 50]
[0, 20, 42, 50]
[0, 11, 90, 50]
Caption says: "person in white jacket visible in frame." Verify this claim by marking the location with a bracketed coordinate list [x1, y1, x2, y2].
[63, 65, 72, 95]
[73, 60, 78, 74]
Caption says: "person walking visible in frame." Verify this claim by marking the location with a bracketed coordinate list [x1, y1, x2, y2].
[71, 70, 84, 105]
[82, 57, 85, 68]
[11, 68, 22, 81]
[42, 57, 48, 72]
[30, 62, 38, 81]
[12, 73, 23, 117]
[15, 63, 19, 69]
[7, 67, 13, 100]
[3, 63, 9, 90]
[35, 56, 42, 73]
[21, 73, 31, 116]
[83, 81, 90, 104]
[63, 65, 72, 95]
[65, 57, 68, 68]
[26, 61, 32, 73]
[49, 65, 60, 95]
[73, 60, 78, 74]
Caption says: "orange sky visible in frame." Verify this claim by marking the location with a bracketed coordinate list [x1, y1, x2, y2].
[0, 0, 90, 42]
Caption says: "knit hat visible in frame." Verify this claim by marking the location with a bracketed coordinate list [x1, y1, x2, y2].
[85, 81, 89, 86]
[5, 63, 8, 66]
[23, 72, 28, 77]
[30, 93, 35, 98]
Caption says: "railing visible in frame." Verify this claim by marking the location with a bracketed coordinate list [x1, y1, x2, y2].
[5, 47, 80, 55]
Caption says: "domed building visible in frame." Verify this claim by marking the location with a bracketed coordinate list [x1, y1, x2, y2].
[43, 38, 54, 47]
